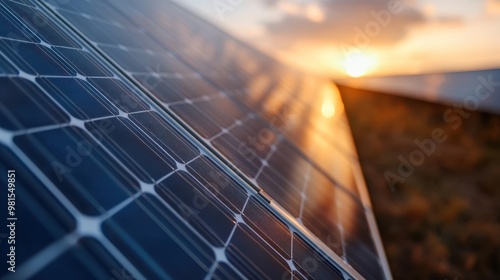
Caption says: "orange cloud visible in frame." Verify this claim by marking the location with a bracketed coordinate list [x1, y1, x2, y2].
[264, 0, 427, 48]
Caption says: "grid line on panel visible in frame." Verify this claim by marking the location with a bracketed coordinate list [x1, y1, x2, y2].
[1, 140, 144, 279]
[103, 0, 362, 208]
[3, 3, 344, 280]
[34, 0, 271, 197]
[0, 2, 246, 278]
[36, 0, 378, 278]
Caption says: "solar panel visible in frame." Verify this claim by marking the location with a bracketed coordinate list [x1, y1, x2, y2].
[0, 0, 391, 279]
[338, 69, 500, 115]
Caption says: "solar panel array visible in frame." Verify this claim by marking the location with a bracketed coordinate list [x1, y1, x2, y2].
[0, 0, 390, 279]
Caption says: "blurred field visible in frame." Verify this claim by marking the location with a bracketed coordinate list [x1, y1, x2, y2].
[339, 85, 500, 280]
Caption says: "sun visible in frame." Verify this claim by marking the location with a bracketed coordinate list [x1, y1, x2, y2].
[343, 52, 375, 77]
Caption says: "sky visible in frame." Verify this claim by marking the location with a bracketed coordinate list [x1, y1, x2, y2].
[173, 0, 500, 78]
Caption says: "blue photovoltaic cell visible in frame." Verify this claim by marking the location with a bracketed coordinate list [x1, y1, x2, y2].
[293, 234, 345, 280]
[195, 97, 250, 128]
[88, 78, 150, 113]
[229, 117, 279, 159]
[256, 168, 303, 217]
[54, 47, 113, 77]
[4, 1, 79, 47]
[0, 77, 69, 130]
[211, 133, 263, 177]
[242, 197, 292, 258]
[10, 0, 36, 7]
[0, 40, 75, 75]
[0, 144, 75, 279]
[99, 45, 191, 75]
[57, 9, 165, 51]
[213, 263, 243, 280]
[170, 103, 222, 138]
[156, 171, 236, 246]
[186, 155, 249, 213]
[227, 224, 290, 280]
[14, 126, 140, 215]
[267, 141, 311, 184]
[102, 194, 215, 280]
[32, 237, 131, 280]
[261, 163, 305, 196]
[0, 53, 18, 74]
[0, 5, 37, 42]
[132, 74, 186, 103]
[85, 117, 176, 183]
[51, 0, 133, 28]
[129, 111, 199, 163]
[37, 77, 118, 119]
[301, 172, 344, 256]
[163, 77, 221, 100]
[55, 10, 125, 46]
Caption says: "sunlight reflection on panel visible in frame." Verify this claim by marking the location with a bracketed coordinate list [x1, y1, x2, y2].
[239, 74, 362, 238]
[102, 1, 386, 276]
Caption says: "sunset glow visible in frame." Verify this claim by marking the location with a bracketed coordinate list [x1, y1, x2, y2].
[343, 52, 376, 78]
[177, 0, 500, 78]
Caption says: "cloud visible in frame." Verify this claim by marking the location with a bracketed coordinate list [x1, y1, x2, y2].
[434, 16, 464, 26]
[262, 0, 430, 48]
